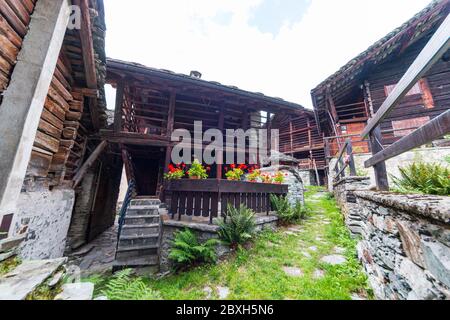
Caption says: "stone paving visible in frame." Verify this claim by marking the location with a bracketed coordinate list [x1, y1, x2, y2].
[67, 224, 118, 275]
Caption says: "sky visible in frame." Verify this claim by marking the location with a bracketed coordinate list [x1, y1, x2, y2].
[104, 0, 432, 109]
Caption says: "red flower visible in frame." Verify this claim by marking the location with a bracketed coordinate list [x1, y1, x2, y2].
[230, 164, 236, 169]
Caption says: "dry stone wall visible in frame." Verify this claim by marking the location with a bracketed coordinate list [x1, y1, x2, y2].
[334, 177, 450, 300]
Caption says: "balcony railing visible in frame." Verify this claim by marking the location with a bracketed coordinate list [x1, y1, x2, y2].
[165, 179, 288, 223]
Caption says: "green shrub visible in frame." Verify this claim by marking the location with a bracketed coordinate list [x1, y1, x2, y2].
[169, 228, 218, 270]
[271, 195, 308, 225]
[101, 269, 162, 300]
[392, 162, 450, 196]
[217, 205, 256, 248]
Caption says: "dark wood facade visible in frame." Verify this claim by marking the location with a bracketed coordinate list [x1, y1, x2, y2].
[105, 58, 311, 197]
[272, 111, 326, 172]
[311, 0, 450, 160]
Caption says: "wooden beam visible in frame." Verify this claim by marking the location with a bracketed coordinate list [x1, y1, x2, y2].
[72, 141, 108, 188]
[72, 0, 97, 89]
[365, 109, 450, 168]
[362, 14, 450, 137]
[346, 139, 357, 176]
[114, 81, 125, 132]
[217, 105, 225, 180]
[164, 91, 176, 173]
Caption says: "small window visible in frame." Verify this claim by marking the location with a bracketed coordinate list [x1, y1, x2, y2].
[392, 116, 430, 137]
[340, 125, 348, 134]
[384, 82, 422, 97]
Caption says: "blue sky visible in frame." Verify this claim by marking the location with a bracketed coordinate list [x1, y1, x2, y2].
[248, 0, 311, 34]
[104, 0, 432, 109]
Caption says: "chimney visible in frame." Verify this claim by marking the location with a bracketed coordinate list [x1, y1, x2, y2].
[190, 70, 202, 79]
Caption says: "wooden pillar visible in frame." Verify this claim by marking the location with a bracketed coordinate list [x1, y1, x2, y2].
[114, 80, 125, 133]
[164, 91, 176, 173]
[267, 113, 272, 153]
[0, 0, 71, 235]
[72, 141, 108, 188]
[289, 120, 294, 155]
[369, 127, 389, 190]
[217, 106, 225, 180]
[346, 139, 357, 176]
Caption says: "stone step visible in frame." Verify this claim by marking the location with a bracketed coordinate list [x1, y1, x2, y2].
[124, 215, 160, 225]
[0, 234, 26, 253]
[119, 234, 160, 247]
[130, 199, 161, 207]
[116, 246, 159, 260]
[121, 224, 160, 237]
[126, 207, 160, 216]
[114, 255, 159, 268]
[0, 258, 66, 300]
[54, 283, 94, 300]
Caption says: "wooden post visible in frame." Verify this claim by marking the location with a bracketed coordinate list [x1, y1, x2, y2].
[267, 113, 272, 153]
[114, 81, 125, 133]
[217, 106, 225, 180]
[346, 139, 357, 176]
[164, 91, 176, 173]
[72, 141, 108, 188]
[369, 126, 389, 190]
[289, 120, 294, 155]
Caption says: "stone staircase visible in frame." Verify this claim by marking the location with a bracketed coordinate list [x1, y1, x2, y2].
[113, 198, 162, 271]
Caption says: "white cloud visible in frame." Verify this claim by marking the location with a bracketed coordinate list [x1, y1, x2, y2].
[104, 0, 431, 109]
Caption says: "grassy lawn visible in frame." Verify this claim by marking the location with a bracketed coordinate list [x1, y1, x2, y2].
[87, 187, 371, 300]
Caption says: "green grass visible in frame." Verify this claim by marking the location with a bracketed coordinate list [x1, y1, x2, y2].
[87, 189, 371, 300]
[0, 256, 20, 276]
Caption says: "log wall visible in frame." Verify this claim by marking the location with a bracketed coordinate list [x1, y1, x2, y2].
[367, 35, 450, 145]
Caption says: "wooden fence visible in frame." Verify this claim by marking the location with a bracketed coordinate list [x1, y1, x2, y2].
[165, 179, 288, 223]
[332, 139, 357, 182]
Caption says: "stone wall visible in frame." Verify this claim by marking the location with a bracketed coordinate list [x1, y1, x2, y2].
[12, 188, 75, 260]
[355, 192, 450, 300]
[334, 178, 450, 300]
[260, 165, 305, 205]
[160, 215, 278, 272]
[333, 176, 371, 236]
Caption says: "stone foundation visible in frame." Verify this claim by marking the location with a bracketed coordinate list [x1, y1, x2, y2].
[334, 177, 450, 300]
[12, 188, 75, 260]
[333, 176, 371, 236]
[159, 215, 278, 272]
[260, 165, 305, 205]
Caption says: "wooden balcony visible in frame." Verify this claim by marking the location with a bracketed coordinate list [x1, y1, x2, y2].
[165, 179, 288, 223]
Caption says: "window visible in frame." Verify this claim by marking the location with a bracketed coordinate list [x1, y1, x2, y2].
[392, 116, 430, 137]
[384, 82, 422, 97]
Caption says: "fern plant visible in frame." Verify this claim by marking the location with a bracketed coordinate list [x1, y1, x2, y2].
[101, 269, 162, 300]
[271, 195, 308, 225]
[392, 162, 450, 196]
[169, 228, 219, 270]
[217, 205, 256, 249]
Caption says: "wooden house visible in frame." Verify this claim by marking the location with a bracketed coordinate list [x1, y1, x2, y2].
[105, 58, 310, 198]
[311, 0, 450, 160]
